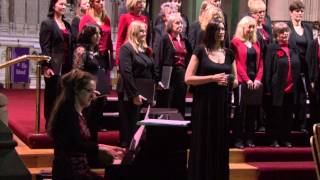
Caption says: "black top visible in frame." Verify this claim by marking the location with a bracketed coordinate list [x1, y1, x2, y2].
[193, 46, 234, 94]
[247, 47, 257, 81]
[50, 102, 104, 179]
[287, 21, 313, 74]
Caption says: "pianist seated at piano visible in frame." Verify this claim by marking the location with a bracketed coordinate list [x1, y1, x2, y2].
[47, 69, 125, 180]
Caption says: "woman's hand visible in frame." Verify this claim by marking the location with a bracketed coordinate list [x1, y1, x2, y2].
[43, 67, 54, 78]
[211, 73, 227, 86]
[98, 144, 126, 160]
[247, 80, 254, 90]
[233, 79, 239, 88]
[133, 95, 147, 106]
[156, 81, 165, 90]
[253, 80, 262, 90]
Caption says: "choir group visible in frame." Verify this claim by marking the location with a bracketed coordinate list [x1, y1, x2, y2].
[38, 0, 320, 179]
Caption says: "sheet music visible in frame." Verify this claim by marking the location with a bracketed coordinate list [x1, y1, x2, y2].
[137, 119, 190, 127]
[135, 79, 155, 104]
[161, 66, 173, 89]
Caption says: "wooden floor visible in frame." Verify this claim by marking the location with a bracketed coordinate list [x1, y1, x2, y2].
[14, 135, 258, 180]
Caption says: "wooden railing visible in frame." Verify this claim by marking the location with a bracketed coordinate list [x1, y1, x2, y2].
[0, 55, 50, 133]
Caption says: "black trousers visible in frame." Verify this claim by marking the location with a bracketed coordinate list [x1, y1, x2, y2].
[156, 66, 187, 116]
[233, 86, 260, 141]
[118, 93, 141, 148]
[268, 93, 294, 143]
[44, 75, 60, 128]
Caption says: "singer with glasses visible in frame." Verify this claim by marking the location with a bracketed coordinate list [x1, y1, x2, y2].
[265, 22, 300, 148]
[185, 20, 237, 180]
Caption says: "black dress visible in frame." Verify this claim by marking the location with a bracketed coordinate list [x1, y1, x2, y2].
[51, 103, 103, 180]
[188, 46, 234, 180]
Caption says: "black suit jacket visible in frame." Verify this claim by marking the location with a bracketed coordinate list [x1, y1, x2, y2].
[287, 21, 313, 74]
[40, 17, 74, 75]
[306, 39, 320, 84]
[116, 43, 157, 100]
[265, 43, 301, 106]
[154, 33, 192, 82]
[287, 21, 313, 47]
[188, 21, 202, 51]
[306, 39, 320, 100]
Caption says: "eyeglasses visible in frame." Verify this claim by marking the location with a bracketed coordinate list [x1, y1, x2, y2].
[83, 88, 96, 94]
[253, 10, 266, 14]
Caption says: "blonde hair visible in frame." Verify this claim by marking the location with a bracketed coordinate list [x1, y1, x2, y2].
[126, 0, 146, 12]
[198, 1, 210, 18]
[248, 0, 266, 13]
[234, 16, 257, 42]
[75, 0, 89, 17]
[127, 21, 148, 53]
[88, 0, 108, 22]
[199, 6, 224, 30]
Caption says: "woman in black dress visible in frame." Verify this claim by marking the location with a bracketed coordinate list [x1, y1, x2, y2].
[185, 20, 237, 180]
[47, 69, 124, 180]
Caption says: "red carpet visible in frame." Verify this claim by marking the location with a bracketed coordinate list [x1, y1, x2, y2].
[244, 147, 313, 162]
[248, 161, 316, 180]
[1, 89, 119, 148]
[243, 147, 316, 179]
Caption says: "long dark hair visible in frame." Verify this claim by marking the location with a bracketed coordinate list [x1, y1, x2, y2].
[47, 69, 95, 137]
[47, 0, 65, 18]
[77, 23, 100, 51]
[202, 20, 224, 51]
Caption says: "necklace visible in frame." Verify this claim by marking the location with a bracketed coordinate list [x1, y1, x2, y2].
[206, 48, 225, 64]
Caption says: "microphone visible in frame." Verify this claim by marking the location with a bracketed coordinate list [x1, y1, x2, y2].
[300, 73, 311, 119]
[227, 74, 235, 119]
[227, 74, 235, 91]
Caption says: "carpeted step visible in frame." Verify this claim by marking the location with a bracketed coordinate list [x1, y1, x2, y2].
[254, 131, 310, 147]
[243, 147, 313, 162]
[248, 161, 316, 180]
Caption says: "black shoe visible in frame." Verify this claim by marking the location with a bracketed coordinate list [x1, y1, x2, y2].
[284, 141, 292, 148]
[246, 139, 255, 148]
[234, 140, 244, 149]
[270, 140, 280, 148]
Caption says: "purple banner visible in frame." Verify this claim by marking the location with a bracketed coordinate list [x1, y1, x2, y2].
[11, 47, 29, 83]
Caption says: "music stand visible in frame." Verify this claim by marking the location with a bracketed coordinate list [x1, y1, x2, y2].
[105, 107, 190, 180]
